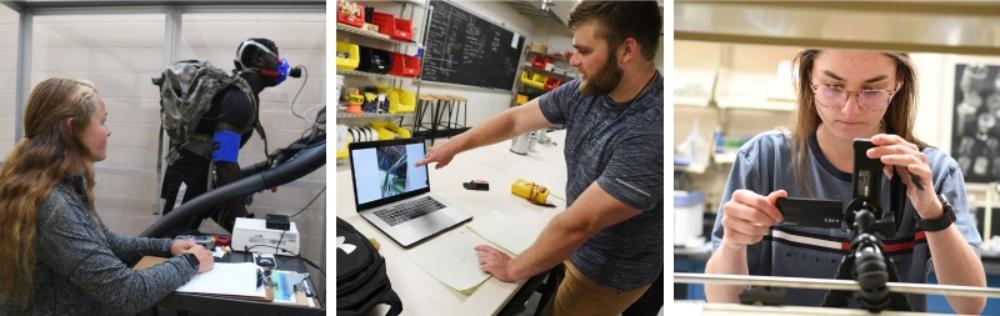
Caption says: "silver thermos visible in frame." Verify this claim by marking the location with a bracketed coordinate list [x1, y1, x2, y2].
[510, 132, 532, 155]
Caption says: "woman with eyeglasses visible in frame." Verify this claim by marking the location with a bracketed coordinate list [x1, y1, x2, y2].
[703, 50, 986, 313]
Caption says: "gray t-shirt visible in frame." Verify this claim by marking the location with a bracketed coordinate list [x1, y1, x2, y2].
[538, 72, 664, 290]
[2, 175, 196, 315]
[710, 131, 982, 311]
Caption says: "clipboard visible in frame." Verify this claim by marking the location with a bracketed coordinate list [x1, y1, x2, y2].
[134, 256, 317, 307]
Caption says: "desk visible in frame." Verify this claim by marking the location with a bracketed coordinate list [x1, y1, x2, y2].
[673, 301, 950, 315]
[155, 252, 324, 316]
[336, 131, 568, 315]
[457, 130, 568, 199]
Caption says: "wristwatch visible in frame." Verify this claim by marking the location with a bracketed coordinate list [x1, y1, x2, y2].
[182, 253, 200, 270]
[917, 194, 956, 232]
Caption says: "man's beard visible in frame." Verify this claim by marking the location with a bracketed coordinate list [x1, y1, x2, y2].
[579, 51, 623, 97]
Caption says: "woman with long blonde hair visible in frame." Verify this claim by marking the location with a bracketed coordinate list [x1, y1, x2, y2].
[0, 78, 214, 315]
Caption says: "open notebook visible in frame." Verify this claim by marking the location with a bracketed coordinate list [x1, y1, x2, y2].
[405, 211, 545, 292]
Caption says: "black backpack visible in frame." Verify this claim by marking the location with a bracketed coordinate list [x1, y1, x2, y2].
[337, 217, 403, 316]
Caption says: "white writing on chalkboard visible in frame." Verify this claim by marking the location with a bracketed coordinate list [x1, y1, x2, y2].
[422, 0, 524, 91]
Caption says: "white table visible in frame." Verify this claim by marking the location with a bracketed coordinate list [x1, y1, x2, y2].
[336, 130, 569, 315]
[673, 301, 950, 315]
[458, 130, 568, 200]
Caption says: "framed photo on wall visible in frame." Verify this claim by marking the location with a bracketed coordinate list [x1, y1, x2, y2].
[951, 63, 1000, 183]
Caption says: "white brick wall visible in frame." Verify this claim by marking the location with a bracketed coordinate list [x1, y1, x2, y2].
[21, 11, 326, 267]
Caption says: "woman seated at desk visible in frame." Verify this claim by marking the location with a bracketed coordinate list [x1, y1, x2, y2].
[0, 78, 214, 315]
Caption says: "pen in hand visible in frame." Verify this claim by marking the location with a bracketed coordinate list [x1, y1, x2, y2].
[892, 166, 925, 191]
[909, 173, 925, 191]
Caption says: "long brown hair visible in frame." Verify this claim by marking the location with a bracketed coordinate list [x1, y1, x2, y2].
[790, 50, 927, 194]
[0, 78, 100, 308]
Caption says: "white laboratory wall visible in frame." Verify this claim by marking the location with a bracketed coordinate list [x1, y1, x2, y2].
[27, 11, 325, 266]
[0, 6, 16, 159]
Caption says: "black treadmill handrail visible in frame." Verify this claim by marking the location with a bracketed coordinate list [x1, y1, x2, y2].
[141, 142, 325, 238]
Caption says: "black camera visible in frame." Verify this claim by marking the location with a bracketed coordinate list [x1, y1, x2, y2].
[776, 139, 901, 237]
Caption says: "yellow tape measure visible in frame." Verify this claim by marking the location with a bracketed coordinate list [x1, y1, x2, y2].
[511, 179, 555, 207]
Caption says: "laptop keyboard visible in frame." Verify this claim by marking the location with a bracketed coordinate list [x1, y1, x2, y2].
[374, 196, 447, 226]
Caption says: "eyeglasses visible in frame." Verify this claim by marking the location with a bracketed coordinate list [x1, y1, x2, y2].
[810, 83, 897, 111]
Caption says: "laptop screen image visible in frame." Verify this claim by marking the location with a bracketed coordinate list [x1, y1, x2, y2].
[350, 140, 430, 208]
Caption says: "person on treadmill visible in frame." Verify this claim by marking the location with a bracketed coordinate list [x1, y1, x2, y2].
[160, 38, 291, 232]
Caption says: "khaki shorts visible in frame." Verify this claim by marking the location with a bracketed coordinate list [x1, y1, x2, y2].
[543, 260, 652, 316]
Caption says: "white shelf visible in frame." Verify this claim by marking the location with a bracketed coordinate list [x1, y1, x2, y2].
[521, 64, 578, 80]
[339, 69, 421, 82]
[716, 96, 796, 111]
[336, 23, 423, 49]
[675, 162, 709, 174]
[674, 96, 711, 108]
[713, 151, 738, 164]
[336, 110, 414, 120]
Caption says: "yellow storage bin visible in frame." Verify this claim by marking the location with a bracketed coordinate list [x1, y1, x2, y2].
[520, 71, 546, 90]
[336, 41, 360, 71]
[371, 121, 412, 139]
[516, 94, 528, 105]
[390, 88, 416, 113]
[375, 85, 398, 111]
[370, 123, 396, 140]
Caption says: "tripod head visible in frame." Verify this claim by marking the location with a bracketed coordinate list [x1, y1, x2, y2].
[843, 139, 904, 239]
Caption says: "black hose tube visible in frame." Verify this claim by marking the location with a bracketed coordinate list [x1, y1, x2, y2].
[140, 142, 325, 238]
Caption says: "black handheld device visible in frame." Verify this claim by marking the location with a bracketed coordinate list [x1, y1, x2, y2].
[773, 139, 901, 236]
[775, 198, 842, 229]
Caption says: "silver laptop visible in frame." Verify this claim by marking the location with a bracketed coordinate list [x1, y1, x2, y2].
[348, 138, 473, 248]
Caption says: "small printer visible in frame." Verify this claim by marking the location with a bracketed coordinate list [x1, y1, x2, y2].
[232, 217, 300, 256]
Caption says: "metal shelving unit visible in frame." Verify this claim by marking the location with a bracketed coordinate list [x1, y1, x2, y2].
[339, 69, 421, 82]
[521, 63, 576, 81]
[335, 109, 414, 120]
[337, 0, 430, 164]
[511, 49, 578, 107]
[336, 23, 422, 49]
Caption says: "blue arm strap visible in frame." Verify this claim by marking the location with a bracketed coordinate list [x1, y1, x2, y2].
[212, 130, 241, 163]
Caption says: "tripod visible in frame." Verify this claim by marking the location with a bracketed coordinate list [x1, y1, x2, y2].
[821, 205, 911, 312]
[740, 139, 915, 312]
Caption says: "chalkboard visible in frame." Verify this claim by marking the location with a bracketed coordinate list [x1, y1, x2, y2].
[421, 0, 524, 91]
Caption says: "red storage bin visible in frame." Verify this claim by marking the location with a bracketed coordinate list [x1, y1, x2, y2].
[371, 11, 396, 37]
[390, 53, 421, 77]
[392, 17, 414, 41]
[530, 55, 550, 69]
[337, 3, 364, 28]
[543, 77, 562, 91]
